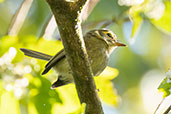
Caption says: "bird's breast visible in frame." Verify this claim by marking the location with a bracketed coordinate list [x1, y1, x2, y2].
[87, 46, 109, 76]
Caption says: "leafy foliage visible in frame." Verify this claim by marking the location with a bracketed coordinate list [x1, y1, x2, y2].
[152, 1, 171, 34]
[96, 66, 119, 106]
[158, 69, 171, 98]
[0, 35, 119, 113]
[0, 0, 4, 3]
[119, 0, 169, 39]
[0, 0, 171, 113]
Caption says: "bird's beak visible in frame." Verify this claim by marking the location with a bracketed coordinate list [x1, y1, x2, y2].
[115, 42, 127, 47]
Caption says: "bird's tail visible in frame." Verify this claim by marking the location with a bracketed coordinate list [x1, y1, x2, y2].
[20, 48, 52, 61]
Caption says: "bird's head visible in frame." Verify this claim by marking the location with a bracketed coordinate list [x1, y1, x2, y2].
[96, 29, 126, 47]
[87, 29, 126, 50]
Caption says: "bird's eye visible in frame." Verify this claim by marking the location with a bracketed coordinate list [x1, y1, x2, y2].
[107, 33, 112, 38]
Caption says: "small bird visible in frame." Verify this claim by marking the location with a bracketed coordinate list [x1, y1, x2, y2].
[20, 29, 126, 88]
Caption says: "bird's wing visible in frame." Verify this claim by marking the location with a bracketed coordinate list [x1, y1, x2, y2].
[42, 49, 65, 75]
[20, 48, 52, 61]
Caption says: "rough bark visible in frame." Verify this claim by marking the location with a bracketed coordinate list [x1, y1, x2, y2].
[46, 0, 104, 114]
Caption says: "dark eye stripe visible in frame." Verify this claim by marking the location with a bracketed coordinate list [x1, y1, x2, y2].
[107, 33, 112, 38]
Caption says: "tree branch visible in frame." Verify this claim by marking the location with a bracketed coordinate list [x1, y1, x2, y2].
[46, 0, 104, 114]
[153, 98, 165, 114]
[163, 105, 171, 114]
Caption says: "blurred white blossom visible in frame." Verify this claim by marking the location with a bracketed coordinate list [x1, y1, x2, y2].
[5, 84, 13, 91]
[31, 58, 37, 65]
[34, 64, 40, 72]
[19, 78, 29, 87]
[14, 87, 24, 98]
[4, 76, 29, 98]
[0, 47, 16, 66]
[9, 47, 17, 58]
[0, 47, 31, 99]
[13, 64, 25, 75]
[24, 65, 32, 73]
[140, 70, 164, 114]
[2, 75, 15, 83]
[145, 0, 165, 20]
[118, 0, 144, 6]
[15, 78, 29, 88]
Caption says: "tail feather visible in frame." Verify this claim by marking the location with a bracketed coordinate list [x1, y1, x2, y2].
[20, 48, 52, 61]
[51, 77, 71, 89]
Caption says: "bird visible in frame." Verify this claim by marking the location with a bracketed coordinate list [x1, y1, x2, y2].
[20, 29, 126, 89]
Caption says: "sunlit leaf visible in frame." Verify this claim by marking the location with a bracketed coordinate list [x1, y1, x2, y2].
[0, 92, 20, 114]
[29, 74, 62, 114]
[51, 67, 120, 113]
[99, 66, 119, 80]
[19, 35, 37, 45]
[35, 38, 63, 55]
[0, 0, 4, 3]
[0, 36, 18, 55]
[95, 66, 120, 106]
[80, 103, 86, 114]
[158, 69, 171, 98]
[131, 14, 143, 38]
[19, 36, 63, 61]
[128, 6, 143, 39]
[67, 103, 86, 114]
[28, 102, 39, 114]
[152, 1, 171, 34]
[52, 84, 81, 114]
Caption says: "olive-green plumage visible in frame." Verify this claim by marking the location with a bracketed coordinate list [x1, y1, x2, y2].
[20, 29, 126, 88]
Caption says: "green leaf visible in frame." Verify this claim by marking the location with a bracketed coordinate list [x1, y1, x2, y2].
[29, 74, 62, 114]
[95, 66, 120, 106]
[131, 14, 143, 38]
[0, 92, 20, 114]
[51, 84, 81, 114]
[128, 6, 143, 39]
[158, 69, 171, 98]
[0, 0, 4, 3]
[35, 38, 63, 55]
[152, 1, 171, 34]
[0, 36, 18, 56]
[68, 103, 86, 114]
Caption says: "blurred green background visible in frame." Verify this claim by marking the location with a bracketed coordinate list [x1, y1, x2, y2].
[0, 0, 171, 114]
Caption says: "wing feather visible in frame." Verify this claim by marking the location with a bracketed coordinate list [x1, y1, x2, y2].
[20, 48, 52, 61]
[42, 49, 65, 75]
